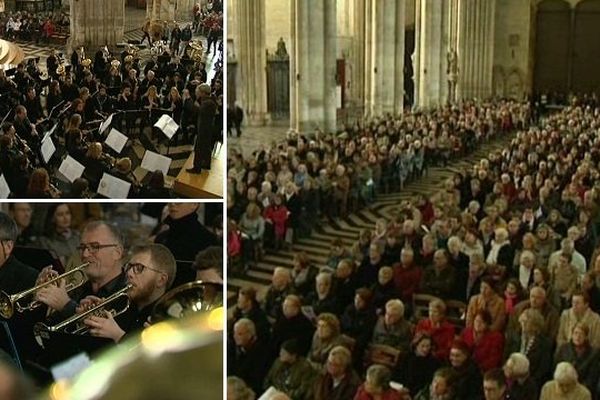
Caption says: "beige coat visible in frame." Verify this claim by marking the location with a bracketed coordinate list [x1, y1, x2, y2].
[540, 381, 591, 400]
[557, 308, 600, 348]
[466, 293, 506, 332]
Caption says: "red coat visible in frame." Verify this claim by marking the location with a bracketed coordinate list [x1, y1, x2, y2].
[354, 385, 403, 400]
[263, 205, 288, 238]
[392, 263, 423, 304]
[461, 327, 504, 372]
[415, 318, 456, 361]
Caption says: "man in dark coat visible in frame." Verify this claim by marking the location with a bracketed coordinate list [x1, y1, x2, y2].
[186, 85, 216, 174]
[154, 203, 218, 288]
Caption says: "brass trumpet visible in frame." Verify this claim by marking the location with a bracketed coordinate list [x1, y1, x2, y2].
[150, 281, 222, 324]
[34, 284, 132, 338]
[0, 263, 89, 319]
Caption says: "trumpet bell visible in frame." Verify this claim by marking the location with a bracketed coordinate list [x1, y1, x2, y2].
[0, 291, 15, 319]
[111, 59, 121, 69]
[81, 58, 92, 68]
[151, 281, 222, 324]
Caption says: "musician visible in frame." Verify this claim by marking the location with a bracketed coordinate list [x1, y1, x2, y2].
[0, 135, 19, 181]
[35, 221, 127, 319]
[141, 85, 160, 112]
[8, 155, 30, 198]
[124, 69, 139, 101]
[12, 64, 30, 92]
[93, 50, 107, 83]
[46, 50, 58, 80]
[83, 142, 111, 191]
[26, 168, 58, 199]
[80, 87, 101, 122]
[13, 106, 38, 145]
[154, 203, 219, 287]
[46, 81, 63, 114]
[139, 70, 162, 101]
[81, 71, 98, 94]
[82, 243, 177, 342]
[163, 87, 183, 124]
[105, 67, 122, 92]
[116, 85, 134, 111]
[95, 85, 113, 115]
[65, 114, 87, 162]
[108, 158, 138, 195]
[23, 87, 44, 124]
[0, 212, 40, 362]
[60, 75, 80, 103]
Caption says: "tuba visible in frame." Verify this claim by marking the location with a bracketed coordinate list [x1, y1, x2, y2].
[150, 281, 222, 324]
[0, 263, 89, 319]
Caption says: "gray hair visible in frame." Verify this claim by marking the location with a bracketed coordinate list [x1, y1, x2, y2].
[554, 362, 578, 384]
[328, 346, 352, 369]
[506, 353, 530, 377]
[82, 220, 124, 248]
[366, 364, 392, 390]
[386, 299, 405, 316]
[226, 376, 255, 400]
[234, 318, 256, 337]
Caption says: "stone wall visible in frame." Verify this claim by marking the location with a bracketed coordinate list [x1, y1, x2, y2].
[493, 0, 534, 99]
[70, 0, 125, 50]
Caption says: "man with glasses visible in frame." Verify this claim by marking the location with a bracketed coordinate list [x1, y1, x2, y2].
[35, 221, 127, 319]
[81, 243, 176, 343]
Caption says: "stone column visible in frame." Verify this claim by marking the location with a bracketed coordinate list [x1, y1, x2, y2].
[291, 0, 337, 133]
[456, 0, 496, 100]
[368, 0, 404, 116]
[70, 0, 125, 49]
[176, 0, 196, 21]
[147, 0, 176, 22]
[235, 0, 268, 125]
[351, 0, 367, 110]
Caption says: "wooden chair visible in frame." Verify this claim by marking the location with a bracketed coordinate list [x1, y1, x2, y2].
[364, 344, 402, 368]
[412, 293, 442, 322]
[445, 299, 467, 333]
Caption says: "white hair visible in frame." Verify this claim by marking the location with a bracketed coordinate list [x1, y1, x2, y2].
[507, 353, 530, 376]
[385, 299, 405, 316]
[554, 362, 578, 384]
[273, 267, 290, 279]
[316, 271, 332, 284]
[234, 318, 256, 337]
[520, 250, 536, 263]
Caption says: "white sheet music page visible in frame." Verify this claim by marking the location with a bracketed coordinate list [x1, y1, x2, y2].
[99, 114, 114, 135]
[141, 150, 172, 176]
[105, 128, 128, 154]
[154, 114, 179, 139]
[41, 135, 56, 163]
[0, 175, 10, 199]
[98, 173, 131, 199]
[58, 155, 85, 183]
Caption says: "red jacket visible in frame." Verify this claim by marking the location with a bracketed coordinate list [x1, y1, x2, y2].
[461, 327, 504, 372]
[392, 263, 422, 303]
[263, 205, 288, 238]
[415, 318, 456, 361]
[354, 385, 403, 400]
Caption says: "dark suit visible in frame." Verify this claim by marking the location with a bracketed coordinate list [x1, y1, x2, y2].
[193, 96, 217, 170]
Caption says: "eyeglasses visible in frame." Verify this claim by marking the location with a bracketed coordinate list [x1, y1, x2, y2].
[124, 262, 164, 275]
[77, 243, 119, 254]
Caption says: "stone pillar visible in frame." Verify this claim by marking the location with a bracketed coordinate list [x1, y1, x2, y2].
[456, 0, 496, 100]
[176, 0, 196, 21]
[291, 0, 337, 133]
[235, 0, 268, 125]
[351, 0, 366, 110]
[70, 0, 125, 49]
[147, 0, 176, 22]
[368, 0, 404, 116]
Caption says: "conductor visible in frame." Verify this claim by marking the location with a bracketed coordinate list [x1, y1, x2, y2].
[187, 83, 217, 174]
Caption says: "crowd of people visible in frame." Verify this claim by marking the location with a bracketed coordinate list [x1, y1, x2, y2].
[227, 100, 530, 269]
[0, 202, 222, 394]
[0, 10, 68, 43]
[0, 5, 223, 198]
[227, 98, 600, 400]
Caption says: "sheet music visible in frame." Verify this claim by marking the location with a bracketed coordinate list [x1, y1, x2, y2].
[154, 114, 179, 139]
[258, 387, 280, 400]
[141, 150, 172, 176]
[58, 155, 85, 183]
[98, 173, 131, 199]
[41, 135, 56, 163]
[99, 114, 114, 135]
[43, 123, 58, 143]
[0, 175, 10, 199]
[105, 128, 128, 154]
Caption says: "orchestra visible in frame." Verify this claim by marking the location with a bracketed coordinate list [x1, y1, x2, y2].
[0, 31, 223, 199]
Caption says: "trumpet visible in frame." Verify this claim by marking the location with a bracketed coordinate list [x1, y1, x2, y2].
[0, 263, 89, 319]
[150, 281, 222, 324]
[35, 284, 132, 338]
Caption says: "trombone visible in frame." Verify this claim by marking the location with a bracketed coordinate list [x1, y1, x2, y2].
[0, 263, 89, 319]
[35, 284, 132, 338]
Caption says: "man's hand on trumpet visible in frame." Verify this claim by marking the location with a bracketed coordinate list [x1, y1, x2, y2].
[75, 295, 103, 314]
[35, 277, 70, 312]
[84, 310, 126, 343]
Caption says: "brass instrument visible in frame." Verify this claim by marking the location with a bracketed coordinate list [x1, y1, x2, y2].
[110, 59, 121, 69]
[81, 58, 92, 68]
[150, 281, 222, 324]
[187, 40, 204, 64]
[34, 284, 132, 338]
[0, 263, 89, 319]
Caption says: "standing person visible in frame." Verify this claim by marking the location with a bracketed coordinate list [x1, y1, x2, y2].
[179, 24, 192, 58]
[141, 19, 152, 46]
[187, 83, 216, 174]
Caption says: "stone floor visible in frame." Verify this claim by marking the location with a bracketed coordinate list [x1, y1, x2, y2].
[227, 120, 291, 158]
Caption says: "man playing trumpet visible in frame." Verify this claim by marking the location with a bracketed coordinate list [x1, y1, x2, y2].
[79, 243, 176, 342]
